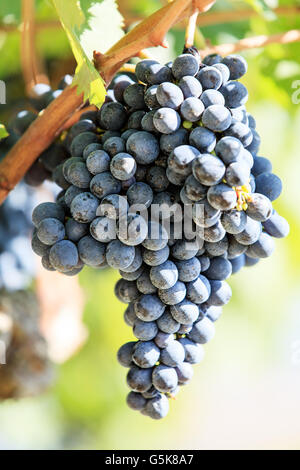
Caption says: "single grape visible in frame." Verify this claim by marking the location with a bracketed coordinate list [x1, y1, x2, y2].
[171, 240, 199, 261]
[202, 105, 232, 132]
[160, 340, 185, 367]
[189, 126, 216, 153]
[154, 332, 174, 349]
[176, 362, 194, 384]
[132, 341, 160, 368]
[143, 245, 170, 267]
[103, 136, 125, 157]
[221, 210, 247, 234]
[222, 54, 248, 80]
[202, 54, 222, 66]
[197, 66, 223, 90]
[175, 257, 201, 282]
[133, 319, 158, 341]
[117, 342, 135, 367]
[158, 281, 186, 306]
[49, 240, 79, 273]
[225, 162, 250, 187]
[144, 85, 159, 109]
[212, 63, 230, 84]
[153, 108, 181, 134]
[110, 153, 137, 181]
[246, 193, 273, 222]
[77, 235, 106, 266]
[90, 172, 121, 198]
[220, 81, 248, 108]
[127, 182, 153, 208]
[37, 218, 65, 246]
[234, 217, 262, 246]
[156, 82, 184, 109]
[70, 132, 99, 158]
[192, 154, 225, 186]
[170, 299, 199, 325]
[127, 366, 153, 393]
[100, 102, 127, 130]
[208, 280, 232, 306]
[203, 256, 232, 281]
[246, 232, 275, 259]
[126, 131, 159, 164]
[230, 254, 246, 274]
[207, 183, 237, 211]
[168, 145, 200, 175]
[126, 391, 147, 411]
[152, 364, 178, 393]
[200, 89, 225, 107]
[179, 76, 202, 98]
[134, 294, 166, 322]
[186, 275, 211, 304]
[255, 172, 282, 201]
[160, 128, 188, 154]
[150, 260, 178, 290]
[172, 54, 199, 80]
[262, 211, 289, 238]
[32, 202, 65, 227]
[252, 156, 272, 177]
[128, 110, 146, 129]
[178, 338, 205, 364]
[145, 394, 170, 420]
[157, 310, 180, 334]
[71, 192, 99, 223]
[188, 317, 215, 344]
[223, 120, 253, 147]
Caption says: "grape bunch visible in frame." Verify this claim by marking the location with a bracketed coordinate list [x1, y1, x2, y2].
[0, 76, 74, 186]
[30, 51, 289, 419]
[0, 185, 52, 399]
[0, 183, 37, 291]
[0, 290, 52, 399]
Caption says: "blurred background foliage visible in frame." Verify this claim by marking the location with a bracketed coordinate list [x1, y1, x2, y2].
[0, 0, 300, 450]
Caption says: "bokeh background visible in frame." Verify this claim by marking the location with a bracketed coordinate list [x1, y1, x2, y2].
[0, 0, 300, 450]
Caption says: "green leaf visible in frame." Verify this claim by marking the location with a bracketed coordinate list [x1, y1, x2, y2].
[52, 0, 124, 108]
[0, 124, 9, 140]
[79, 0, 125, 57]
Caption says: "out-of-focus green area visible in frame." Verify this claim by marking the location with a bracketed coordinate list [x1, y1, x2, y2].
[0, 0, 300, 450]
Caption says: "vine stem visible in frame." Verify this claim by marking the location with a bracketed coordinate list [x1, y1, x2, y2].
[0, 0, 215, 204]
[119, 63, 136, 74]
[197, 6, 300, 27]
[201, 29, 300, 56]
[94, 0, 216, 81]
[185, 9, 199, 48]
[138, 50, 155, 60]
[1, 6, 299, 34]
[0, 86, 83, 200]
[21, 0, 49, 92]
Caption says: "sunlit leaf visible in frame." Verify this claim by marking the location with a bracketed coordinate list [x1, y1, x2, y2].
[0, 123, 9, 140]
[52, 0, 125, 108]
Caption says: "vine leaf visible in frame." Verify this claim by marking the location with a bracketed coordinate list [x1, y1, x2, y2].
[51, 0, 125, 108]
[0, 124, 9, 141]
[79, 0, 125, 58]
